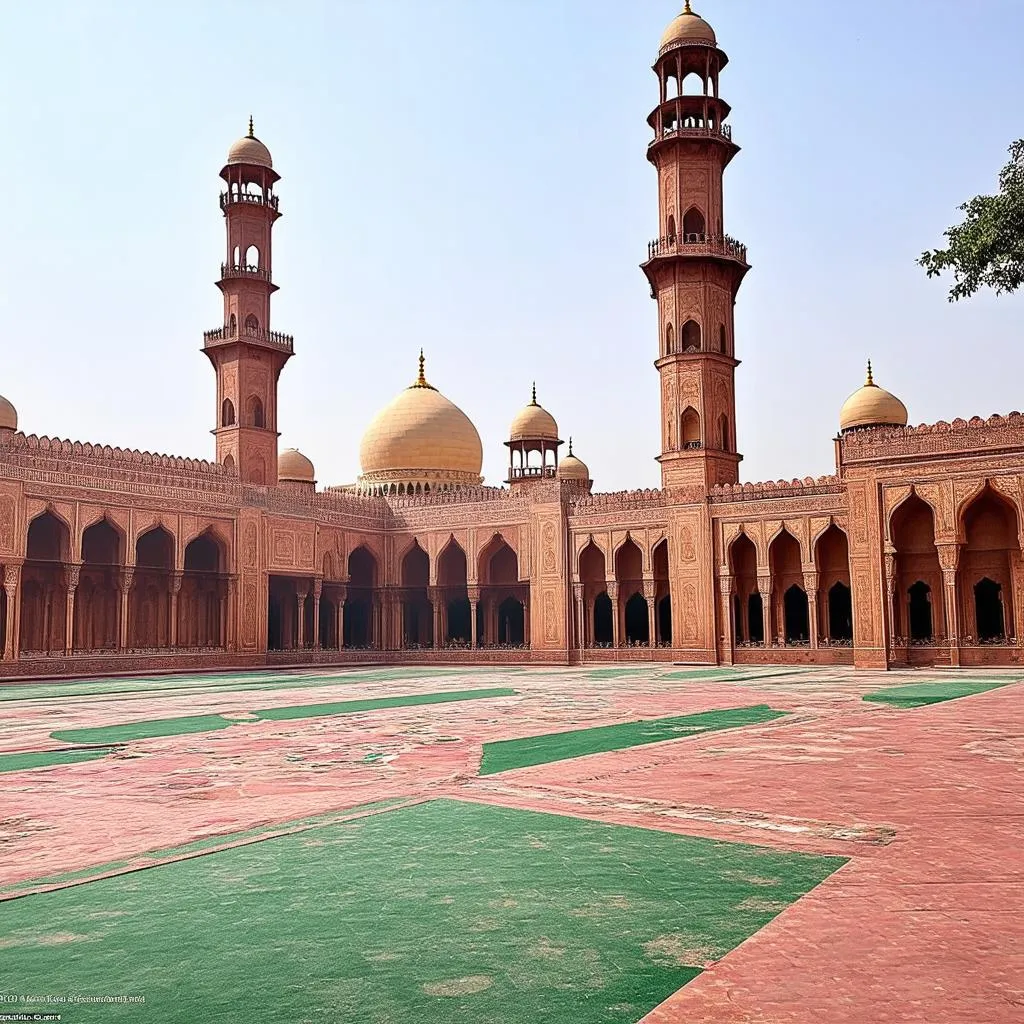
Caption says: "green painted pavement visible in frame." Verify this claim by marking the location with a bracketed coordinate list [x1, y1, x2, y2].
[479, 705, 787, 776]
[0, 799, 845, 1024]
[0, 747, 117, 774]
[51, 687, 518, 746]
[863, 677, 1019, 709]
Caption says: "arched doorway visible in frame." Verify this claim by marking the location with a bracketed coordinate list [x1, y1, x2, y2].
[578, 540, 607, 648]
[783, 584, 809, 643]
[729, 532, 758, 645]
[624, 592, 650, 645]
[478, 535, 527, 647]
[438, 538, 470, 645]
[769, 529, 803, 645]
[652, 539, 671, 645]
[891, 495, 942, 644]
[132, 526, 173, 648]
[974, 578, 1004, 641]
[593, 592, 613, 646]
[614, 537, 644, 647]
[815, 525, 852, 644]
[181, 533, 224, 648]
[76, 519, 123, 651]
[827, 582, 853, 642]
[20, 511, 71, 654]
[497, 596, 525, 646]
[400, 541, 431, 648]
[345, 546, 378, 648]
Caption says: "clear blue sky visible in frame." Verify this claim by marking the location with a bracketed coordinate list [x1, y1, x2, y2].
[1, 1, 1021, 491]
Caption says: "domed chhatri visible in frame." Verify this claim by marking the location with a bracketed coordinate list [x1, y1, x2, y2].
[278, 448, 315, 484]
[226, 116, 273, 169]
[0, 394, 17, 432]
[358, 351, 483, 491]
[509, 383, 559, 443]
[660, 0, 716, 51]
[839, 361, 909, 432]
[556, 438, 590, 483]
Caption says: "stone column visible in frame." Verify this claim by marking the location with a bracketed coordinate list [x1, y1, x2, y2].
[643, 579, 657, 647]
[3, 562, 22, 661]
[311, 579, 323, 650]
[168, 572, 183, 647]
[572, 583, 584, 653]
[430, 587, 442, 649]
[803, 570, 819, 649]
[226, 575, 238, 651]
[719, 575, 734, 665]
[294, 585, 305, 650]
[757, 575, 772, 647]
[523, 595, 531, 648]
[936, 544, 961, 667]
[608, 582, 620, 648]
[469, 586, 480, 648]
[884, 547, 898, 663]
[336, 586, 347, 650]
[118, 568, 134, 650]
[64, 564, 81, 656]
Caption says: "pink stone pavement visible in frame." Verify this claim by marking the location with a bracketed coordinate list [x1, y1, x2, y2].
[1, 664, 1022, 1022]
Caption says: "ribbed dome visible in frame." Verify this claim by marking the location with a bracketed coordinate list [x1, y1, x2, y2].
[0, 394, 17, 431]
[278, 448, 315, 483]
[358, 352, 483, 489]
[839, 362, 908, 432]
[557, 441, 590, 482]
[227, 119, 273, 168]
[509, 385, 559, 442]
[660, 2, 716, 50]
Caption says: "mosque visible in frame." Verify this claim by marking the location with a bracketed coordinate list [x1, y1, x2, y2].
[1, 3, 1022, 679]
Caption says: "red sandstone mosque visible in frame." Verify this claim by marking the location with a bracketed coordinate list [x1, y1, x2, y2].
[1, 4, 1020, 678]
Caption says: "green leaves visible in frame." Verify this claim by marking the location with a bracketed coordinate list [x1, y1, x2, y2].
[919, 139, 1024, 300]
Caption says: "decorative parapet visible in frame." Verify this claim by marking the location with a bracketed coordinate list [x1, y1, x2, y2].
[708, 475, 844, 504]
[387, 485, 516, 508]
[572, 485, 705, 513]
[840, 413, 1024, 462]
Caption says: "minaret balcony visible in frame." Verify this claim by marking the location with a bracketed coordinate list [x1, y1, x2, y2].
[219, 262, 274, 284]
[203, 324, 294, 354]
[648, 122, 732, 149]
[508, 465, 557, 481]
[645, 233, 748, 265]
[220, 191, 280, 213]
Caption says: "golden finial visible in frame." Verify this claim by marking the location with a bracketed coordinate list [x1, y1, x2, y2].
[530, 382, 538, 406]
[568, 436, 574, 456]
[417, 349, 427, 386]
[247, 115, 255, 138]
[866, 359, 875, 386]
[683, 0, 693, 12]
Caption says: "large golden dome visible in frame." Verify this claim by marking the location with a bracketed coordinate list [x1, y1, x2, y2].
[358, 352, 483, 491]
[839, 362, 908, 432]
[509, 385, 559, 442]
[0, 394, 17, 431]
[660, 2, 716, 50]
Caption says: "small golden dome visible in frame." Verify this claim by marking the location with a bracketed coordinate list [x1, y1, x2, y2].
[359, 351, 483, 488]
[660, 1, 716, 50]
[509, 384, 559, 442]
[839, 361, 908, 432]
[557, 439, 590, 481]
[227, 117, 273, 168]
[0, 394, 17, 431]
[278, 448, 315, 483]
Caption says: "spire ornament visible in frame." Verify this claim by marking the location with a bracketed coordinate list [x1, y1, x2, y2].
[247, 115, 255, 138]
[411, 348, 435, 389]
[530, 382, 538, 406]
[866, 359, 875, 386]
[568, 436, 574, 456]
[683, 0, 693, 12]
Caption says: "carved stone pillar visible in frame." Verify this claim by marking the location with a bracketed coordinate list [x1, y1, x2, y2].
[522, 595, 531, 648]
[608, 582, 620, 648]
[757, 574, 772, 647]
[803, 570, 819, 649]
[643, 579, 656, 647]
[468, 585, 480, 648]
[718, 575, 734, 665]
[336, 585, 347, 650]
[226, 575, 238, 651]
[118, 568, 134, 651]
[3, 562, 22, 661]
[572, 583, 584, 653]
[311, 578, 323, 650]
[169, 572, 182, 648]
[296, 583, 308, 650]
[64, 564, 81, 656]
[937, 543, 961, 667]
[429, 587, 442, 649]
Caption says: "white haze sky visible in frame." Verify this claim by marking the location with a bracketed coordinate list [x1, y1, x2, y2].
[1, 0, 1022, 491]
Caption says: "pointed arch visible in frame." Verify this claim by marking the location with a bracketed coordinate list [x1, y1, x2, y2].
[682, 206, 706, 239]
[478, 534, 519, 586]
[728, 531, 759, 645]
[665, 322, 675, 355]
[891, 493, 941, 644]
[221, 398, 235, 427]
[246, 395, 265, 429]
[681, 406, 701, 447]
[718, 413, 730, 451]
[652, 537, 671, 646]
[681, 319, 701, 352]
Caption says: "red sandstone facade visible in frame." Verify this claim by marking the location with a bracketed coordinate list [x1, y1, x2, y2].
[1, 6, 1021, 679]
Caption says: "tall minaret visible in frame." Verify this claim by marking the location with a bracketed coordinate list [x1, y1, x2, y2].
[641, 3, 749, 490]
[203, 119, 293, 485]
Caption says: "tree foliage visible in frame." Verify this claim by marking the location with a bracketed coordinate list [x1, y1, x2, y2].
[918, 140, 1024, 301]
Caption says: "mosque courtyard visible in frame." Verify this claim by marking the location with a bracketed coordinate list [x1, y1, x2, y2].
[0, 664, 1021, 1023]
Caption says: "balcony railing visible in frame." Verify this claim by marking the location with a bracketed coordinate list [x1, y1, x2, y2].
[220, 191, 280, 212]
[203, 325, 294, 352]
[646, 233, 748, 264]
[509, 465, 556, 479]
[650, 122, 733, 147]
[220, 262, 273, 283]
